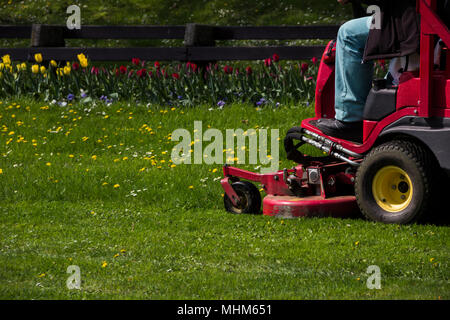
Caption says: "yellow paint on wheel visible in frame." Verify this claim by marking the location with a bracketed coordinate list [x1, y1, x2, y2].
[372, 166, 413, 213]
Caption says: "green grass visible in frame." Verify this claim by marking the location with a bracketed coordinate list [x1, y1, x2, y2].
[0, 98, 449, 299]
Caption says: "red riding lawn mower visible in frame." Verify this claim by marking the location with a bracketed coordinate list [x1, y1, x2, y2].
[221, 0, 450, 224]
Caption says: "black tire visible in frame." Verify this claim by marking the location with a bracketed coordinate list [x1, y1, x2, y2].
[224, 181, 262, 214]
[355, 140, 433, 224]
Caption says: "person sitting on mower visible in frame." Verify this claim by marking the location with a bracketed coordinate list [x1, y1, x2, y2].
[315, 0, 421, 142]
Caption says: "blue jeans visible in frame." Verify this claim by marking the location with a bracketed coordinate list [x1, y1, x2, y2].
[335, 16, 373, 122]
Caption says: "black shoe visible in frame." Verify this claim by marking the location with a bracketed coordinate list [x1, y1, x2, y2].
[313, 118, 363, 143]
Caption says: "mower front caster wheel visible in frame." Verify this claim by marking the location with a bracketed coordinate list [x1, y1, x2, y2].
[224, 181, 262, 214]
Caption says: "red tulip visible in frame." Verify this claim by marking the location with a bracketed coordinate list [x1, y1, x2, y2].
[72, 62, 79, 70]
[223, 65, 233, 74]
[311, 57, 318, 65]
[90, 66, 99, 75]
[172, 72, 180, 80]
[119, 65, 127, 74]
[272, 53, 279, 62]
[136, 68, 147, 78]
[301, 63, 309, 74]
[132, 58, 141, 66]
[264, 58, 272, 67]
[154, 61, 160, 69]
[245, 66, 253, 75]
[189, 62, 198, 72]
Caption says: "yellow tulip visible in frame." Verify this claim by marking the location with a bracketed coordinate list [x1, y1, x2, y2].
[80, 58, 88, 68]
[1, 54, 11, 65]
[56, 68, 63, 76]
[0, 63, 4, 70]
[34, 53, 43, 63]
[40, 66, 46, 74]
[63, 66, 71, 75]
[31, 64, 39, 74]
[77, 53, 86, 62]
[50, 60, 57, 67]
[20, 62, 26, 70]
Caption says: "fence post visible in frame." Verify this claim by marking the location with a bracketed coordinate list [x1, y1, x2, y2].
[31, 24, 65, 48]
[184, 23, 215, 71]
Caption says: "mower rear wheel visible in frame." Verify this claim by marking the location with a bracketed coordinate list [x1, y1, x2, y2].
[355, 140, 433, 224]
[224, 181, 262, 214]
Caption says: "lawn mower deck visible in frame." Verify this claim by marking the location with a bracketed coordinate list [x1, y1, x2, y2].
[221, 146, 362, 218]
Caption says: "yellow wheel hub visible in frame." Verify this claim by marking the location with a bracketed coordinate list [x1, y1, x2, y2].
[372, 166, 413, 213]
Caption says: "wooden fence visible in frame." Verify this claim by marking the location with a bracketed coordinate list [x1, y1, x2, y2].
[0, 24, 340, 62]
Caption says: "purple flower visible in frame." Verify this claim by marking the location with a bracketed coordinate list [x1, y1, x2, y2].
[256, 97, 266, 106]
[217, 100, 226, 107]
[81, 92, 87, 98]
[67, 94, 74, 101]
[100, 95, 107, 102]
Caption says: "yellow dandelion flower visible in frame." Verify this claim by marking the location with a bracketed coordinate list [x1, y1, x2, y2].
[188, 185, 194, 189]
[139, 167, 146, 172]
[0, 168, 3, 174]
[101, 261, 107, 268]
[102, 182, 108, 186]
[113, 184, 120, 188]
[212, 168, 218, 173]
[46, 162, 51, 166]
[113, 253, 120, 258]
[122, 156, 128, 161]
[91, 155, 97, 160]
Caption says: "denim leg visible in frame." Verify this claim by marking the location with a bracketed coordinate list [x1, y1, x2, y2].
[335, 16, 373, 122]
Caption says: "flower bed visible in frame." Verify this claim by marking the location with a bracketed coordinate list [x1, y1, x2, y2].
[0, 53, 319, 107]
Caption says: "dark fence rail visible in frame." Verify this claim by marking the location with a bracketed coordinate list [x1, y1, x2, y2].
[0, 24, 340, 62]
